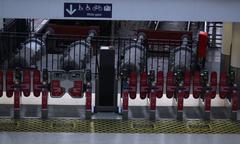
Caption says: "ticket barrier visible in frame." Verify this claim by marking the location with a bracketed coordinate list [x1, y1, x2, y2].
[50, 70, 92, 119]
[148, 70, 164, 121]
[121, 70, 137, 120]
[84, 70, 92, 119]
[3, 69, 32, 118]
[219, 71, 239, 120]
[121, 69, 163, 121]
[13, 69, 22, 119]
[166, 70, 190, 120]
[2, 68, 91, 119]
[5, 69, 91, 119]
[32, 69, 49, 119]
[193, 70, 217, 120]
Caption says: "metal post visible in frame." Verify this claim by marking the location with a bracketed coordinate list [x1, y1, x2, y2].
[204, 89, 211, 120]
[149, 70, 156, 121]
[176, 89, 184, 121]
[85, 69, 92, 120]
[122, 90, 129, 120]
[14, 69, 21, 119]
[41, 69, 48, 119]
[231, 84, 238, 120]
[121, 68, 129, 120]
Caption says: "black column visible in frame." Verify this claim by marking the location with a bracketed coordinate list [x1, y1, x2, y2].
[95, 47, 118, 112]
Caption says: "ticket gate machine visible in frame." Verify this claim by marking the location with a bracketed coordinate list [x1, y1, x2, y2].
[33, 69, 50, 119]
[121, 69, 163, 121]
[219, 71, 239, 120]
[5, 69, 31, 119]
[166, 70, 190, 120]
[49, 70, 92, 119]
[193, 70, 217, 120]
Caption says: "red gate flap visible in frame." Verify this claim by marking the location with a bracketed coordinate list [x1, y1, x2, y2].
[210, 71, 217, 99]
[14, 89, 21, 109]
[50, 80, 65, 97]
[129, 72, 137, 99]
[231, 90, 238, 112]
[42, 89, 48, 109]
[0, 71, 3, 97]
[122, 90, 129, 110]
[33, 70, 42, 97]
[193, 71, 202, 99]
[150, 92, 156, 110]
[6, 70, 14, 97]
[166, 71, 175, 98]
[85, 90, 92, 110]
[155, 71, 163, 98]
[205, 92, 212, 111]
[219, 72, 229, 99]
[140, 72, 148, 99]
[22, 70, 31, 97]
[184, 71, 190, 98]
[177, 90, 185, 111]
[68, 80, 83, 98]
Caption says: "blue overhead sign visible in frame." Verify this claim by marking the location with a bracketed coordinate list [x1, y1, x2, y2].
[64, 3, 112, 18]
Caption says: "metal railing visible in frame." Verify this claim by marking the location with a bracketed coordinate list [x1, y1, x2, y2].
[0, 32, 197, 77]
[207, 22, 223, 49]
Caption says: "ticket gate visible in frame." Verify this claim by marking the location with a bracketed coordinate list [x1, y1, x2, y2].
[50, 71, 66, 98]
[3, 69, 32, 118]
[33, 69, 49, 118]
[193, 70, 217, 120]
[121, 69, 163, 121]
[2, 68, 91, 119]
[121, 69, 131, 120]
[85, 70, 92, 119]
[13, 69, 22, 119]
[50, 70, 92, 119]
[140, 70, 154, 120]
[0, 69, 49, 119]
[148, 70, 163, 121]
[0, 67, 237, 121]
[68, 70, 92, 119]
[166, 70, 190, 120]
[219, 71, 239, 120]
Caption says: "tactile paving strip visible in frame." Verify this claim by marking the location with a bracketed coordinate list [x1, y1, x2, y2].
[0, 118, 240, 134]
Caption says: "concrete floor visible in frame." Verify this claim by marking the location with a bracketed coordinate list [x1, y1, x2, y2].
[0, 133, 239, 144]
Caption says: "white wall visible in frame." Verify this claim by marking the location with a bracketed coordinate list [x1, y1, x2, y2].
[222, 23, 233, 55]
[0, 0, 240, 21]
[231, 23, 240, 68]
[0, 19, 3, 30]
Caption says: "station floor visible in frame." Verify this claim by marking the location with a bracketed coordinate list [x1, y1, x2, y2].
[0, 133, 240, 144]
[0, 105, 236, 120]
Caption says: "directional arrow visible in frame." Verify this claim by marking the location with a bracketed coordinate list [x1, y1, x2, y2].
[66, 4, 76, 15]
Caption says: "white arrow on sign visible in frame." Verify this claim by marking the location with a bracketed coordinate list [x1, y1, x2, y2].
[66, 4, 77, 15]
